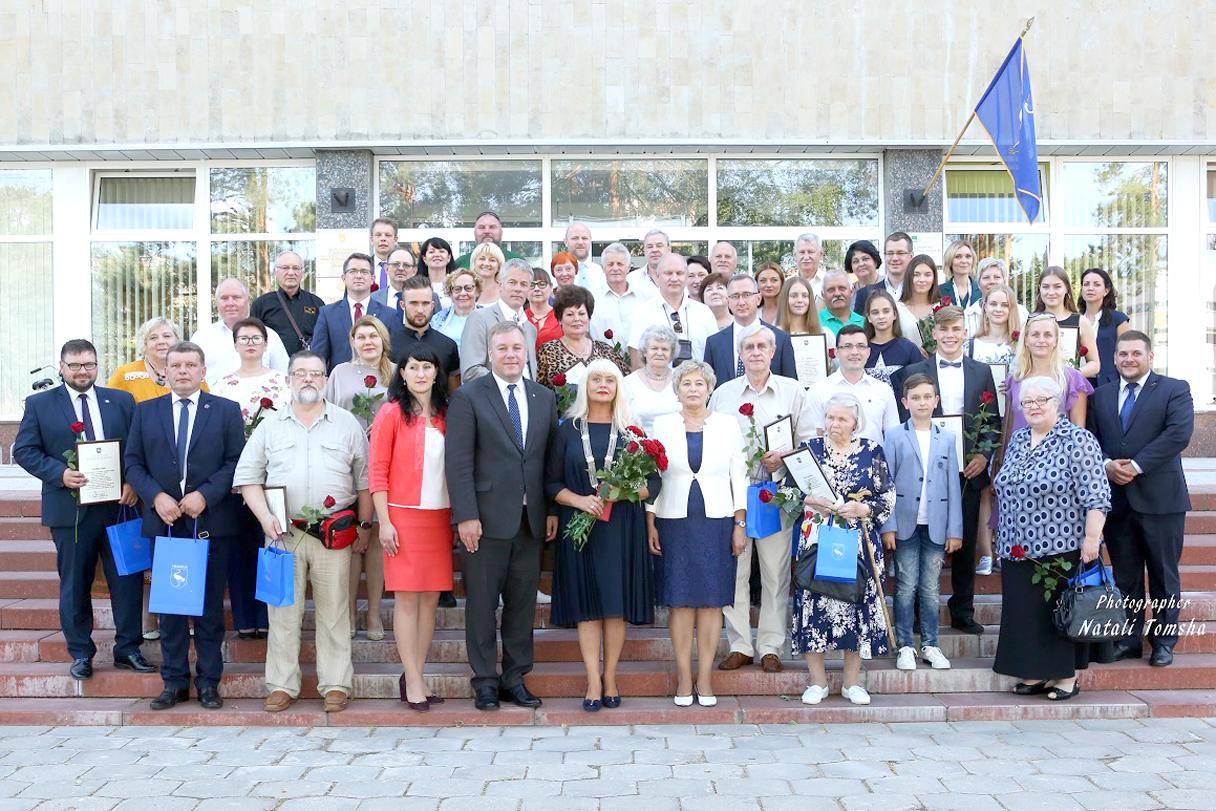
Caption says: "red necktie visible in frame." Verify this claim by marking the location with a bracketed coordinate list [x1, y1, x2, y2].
[353, 302, 363, 322]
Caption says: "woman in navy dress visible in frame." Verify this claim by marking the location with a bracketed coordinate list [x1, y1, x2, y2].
[1079, 267, 1131, 388]
[547, 358, 658, 712]
[791, 393, 896, 706]
[648, 361, 748, 707]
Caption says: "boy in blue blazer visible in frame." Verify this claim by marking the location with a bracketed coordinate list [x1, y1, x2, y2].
[880, 373, 963, 671]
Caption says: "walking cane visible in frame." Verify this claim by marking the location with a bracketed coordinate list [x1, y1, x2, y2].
[859, 516, 897, 652]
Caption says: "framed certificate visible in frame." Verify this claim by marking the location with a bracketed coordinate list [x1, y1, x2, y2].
[931, 415, 966, 470]
[781, 447, 839, 503]
[986, 363, 1009, 417]
[76, 440, 123, 506]
[1058, 325, 1080, 363]
[763, 415, 794, 455]
[263, 486, 288, 537]
[790, 333, 829, 387]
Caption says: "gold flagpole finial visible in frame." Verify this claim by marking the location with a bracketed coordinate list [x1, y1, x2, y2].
[1021, 17, 1035, 38]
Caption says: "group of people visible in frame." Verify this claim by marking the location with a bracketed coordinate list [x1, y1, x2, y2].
[12, 212, 1194, 712]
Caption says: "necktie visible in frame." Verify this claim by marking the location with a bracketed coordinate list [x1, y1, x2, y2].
[939, 360, 962, 369]
[507, 384, 524, 449]
[378, 261, 387, 291]
[77, 394, 96, 441]
[735, 356, 745, 377]
[353, 301, 363, 322]
[1120, 382, 1138, 431]
[176, 398, 191, 479]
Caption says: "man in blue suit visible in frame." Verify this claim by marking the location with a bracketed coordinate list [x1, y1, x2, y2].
[14, 339, 154, 680]
[125, 341, 245, 709]
[702, 273, 796, 387]
[310, 252, 404, 370]
[1087, 330, 1194, 667]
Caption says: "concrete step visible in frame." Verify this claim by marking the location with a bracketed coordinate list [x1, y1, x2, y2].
[1187, 512, 1216, 534]
[0, 517, 49, 540]
[0, 540, 58, 570]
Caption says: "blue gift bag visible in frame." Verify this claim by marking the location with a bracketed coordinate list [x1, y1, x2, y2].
[148, 521, 210, 617]
[1069, 562, 1113, 588]
[256, 543, 295, 607]
[106, 506, 151, 576]
[814, 522, 861, 583]
[746, 482, 782, 539]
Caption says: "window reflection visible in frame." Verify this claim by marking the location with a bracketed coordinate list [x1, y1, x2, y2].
[551, 160, 708, 227]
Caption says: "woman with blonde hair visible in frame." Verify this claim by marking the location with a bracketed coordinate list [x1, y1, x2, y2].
[968, 283, 1022, 365]
[545, 358, 658, 711]
[940, 239, 979, 310]
[1006, 312, 1092, 431]
[469, 242, 506, 306]
[754, 261, 786, 324]
[1033, 266, 1100, 378]
[431, 267, 481, 348]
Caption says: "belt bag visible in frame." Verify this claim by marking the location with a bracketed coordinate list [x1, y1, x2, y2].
[301, 508, 358, 550]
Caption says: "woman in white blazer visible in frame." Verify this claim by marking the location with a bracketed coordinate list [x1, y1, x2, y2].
[647, 360, 748, 707]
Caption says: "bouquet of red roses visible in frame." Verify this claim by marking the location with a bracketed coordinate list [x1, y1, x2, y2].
[565, 425, 668, 550]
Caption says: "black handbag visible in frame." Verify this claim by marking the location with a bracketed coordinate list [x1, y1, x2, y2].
[1052, 560, 1126, 642]
[792, 543, 867, 604]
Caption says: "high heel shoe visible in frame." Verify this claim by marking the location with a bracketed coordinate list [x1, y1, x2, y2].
[398, 674, 430, 711]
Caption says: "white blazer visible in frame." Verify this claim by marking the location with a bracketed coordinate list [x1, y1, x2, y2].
[647, 411, 749, 519]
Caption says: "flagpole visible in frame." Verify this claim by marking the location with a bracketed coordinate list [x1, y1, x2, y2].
[913, 17, 1036, 204]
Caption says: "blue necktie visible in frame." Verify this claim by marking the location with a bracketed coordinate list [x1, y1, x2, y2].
[735, 356, 745, 377]
[378, 261, 388, 291]
[1120, 382, 1137, 431]
[176, 398, 191, 477]
[507, 384, 524, 449]
[78, 394, 96, 441]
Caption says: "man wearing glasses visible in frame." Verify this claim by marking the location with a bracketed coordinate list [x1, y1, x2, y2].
[310, 253, 406, 372]
[703, 273, 797, 387]
[372, 246, 440, 314]
[251, 250, 325, 356]
[192, 277, 291, 388]
[802, 325, 900, 447]
[855, 232, 915, 315]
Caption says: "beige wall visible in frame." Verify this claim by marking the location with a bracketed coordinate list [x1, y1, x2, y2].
[1, 0, 1212, 149]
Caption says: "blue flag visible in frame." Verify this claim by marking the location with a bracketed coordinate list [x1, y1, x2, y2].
[973, 38, 1041, 223]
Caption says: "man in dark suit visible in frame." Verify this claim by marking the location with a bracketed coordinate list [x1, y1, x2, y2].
[445, 320, 558, 711]
[124, 341, 245, 710]
[890, 306, 998, 635]
[1087, 330, 1194, 667]
[702, 273, 796, 387]
[310, 252, 404, 370]
[14, 339, 154, 680]
[854, 231, 914, 316]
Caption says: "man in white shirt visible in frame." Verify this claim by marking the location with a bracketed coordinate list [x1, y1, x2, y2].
[709, 328, 809, 674]
[590, 241, 652, 344]
[459, 259, 540, 382]
[191, 277, 290, 388]
[794, 232, 825, 299]
[803, 324, 900, 446]
[627, 253, 718, 369]
[625, 229, 671, 297]
[564, 222, 606, 291]
[710, 241, 739, 275]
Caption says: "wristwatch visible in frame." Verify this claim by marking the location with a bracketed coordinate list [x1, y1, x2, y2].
[734, 519, 747, 529]
[357, 520, 373, 530]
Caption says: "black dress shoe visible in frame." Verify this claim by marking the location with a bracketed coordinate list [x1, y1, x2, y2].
[150, 687, 190, 710]
[499, 683, 542, 708]
[1112, 643, 1143, 661]
[114, 653, 158, 673]
[69, 658, 93, 680]
[473, 686, 500, 711]
[1150, 645, 1174, 667]
[198, 687, 223, 709]
[438, 591, 457, 608]
[951, 617, 985, 635]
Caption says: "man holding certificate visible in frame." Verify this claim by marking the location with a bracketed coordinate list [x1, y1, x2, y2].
[14, 339, 152, 681]
[889, 306, 998, 636]
[709, 327, 808, 673]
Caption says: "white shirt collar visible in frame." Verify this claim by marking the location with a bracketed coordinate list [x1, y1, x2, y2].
[349, 293, 371, 307]
[1122, 370, 1151, 390]
[174, 389, 201, 406]
[497, 298, 522, 322]
[65, 384, 96, 402]
[491, 372, 525, 396]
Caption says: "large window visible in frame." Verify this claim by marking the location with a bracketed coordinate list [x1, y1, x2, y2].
[379, 160, 542, 228]
[0, 169, 54, 418]
[717, 159, 880, 228]
[551, 159, 708, 227]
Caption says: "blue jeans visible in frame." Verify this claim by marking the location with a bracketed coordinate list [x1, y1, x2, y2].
[894, 525, 946, 648]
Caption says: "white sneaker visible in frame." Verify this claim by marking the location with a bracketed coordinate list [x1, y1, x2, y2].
[535, 590, 552, 605]
[921, 646, 951, 670]
[841, 685, 871, 705]
[976, 555, 993, 575]
[801, 684, 829, 705]
[896, 646, 917, 671]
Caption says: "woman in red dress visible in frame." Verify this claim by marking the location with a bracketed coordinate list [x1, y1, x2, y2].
[368, 343, 453, 712]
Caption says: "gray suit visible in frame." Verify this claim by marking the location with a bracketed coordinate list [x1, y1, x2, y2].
[880, 420, 963, 544]
[458, 305, 539, 383]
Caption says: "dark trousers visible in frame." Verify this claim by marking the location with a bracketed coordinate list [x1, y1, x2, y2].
[50, 511, 144, 661]
[463, 509, 540, 691]
[1106, 507, 1185, 647]
[947, 477, 983, 622]
[157, 536, 231, 691]
[227, 515, 267, 631]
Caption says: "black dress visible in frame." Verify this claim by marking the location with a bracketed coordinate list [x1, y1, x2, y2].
[545, 420, 657, 627]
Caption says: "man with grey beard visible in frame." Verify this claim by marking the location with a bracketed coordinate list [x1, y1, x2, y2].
[234, 351, 372, 714]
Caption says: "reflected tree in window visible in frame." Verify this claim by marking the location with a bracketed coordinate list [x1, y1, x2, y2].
[947, 233, 1049, 310]
[0, 169, 52, 236]
[717, 160, 879, 228]
[551, 160, 708, 227]
[380, 161, 542, 228]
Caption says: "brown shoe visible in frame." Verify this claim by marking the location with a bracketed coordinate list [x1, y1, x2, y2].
[323, 690, 349, 712]
[760, 654, 783, 673]
[718, 651, 754, 671]
[263, 690, 296, 712]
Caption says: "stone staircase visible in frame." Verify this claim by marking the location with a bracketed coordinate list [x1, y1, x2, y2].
[0, 481, 1214, 727]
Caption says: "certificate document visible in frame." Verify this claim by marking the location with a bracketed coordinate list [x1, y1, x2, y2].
[931, 415, 966, 470]
[76, 440, 122, 505]
[782, 447, 839, 502]
[987, 363, 1009, 417]
[763, 415, 794, 455]
[263, 486, 288, 539]
[790, 333, 829, 387]
[1058, 326, 1080, 363]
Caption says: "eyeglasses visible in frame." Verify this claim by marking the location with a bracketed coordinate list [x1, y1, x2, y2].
[530, 281, 550, 289]
[344, 268, 373, 276]
[387, 261, 414, 270]
[1019, 396, 1055, 409]
[726, 292, 758, 301]
[450, 284, 476, 293]
[668, 311, 683, 334]
[63, 362, 98, 372]
[235, 336, 265, 345]
[290, 370, 327, 381]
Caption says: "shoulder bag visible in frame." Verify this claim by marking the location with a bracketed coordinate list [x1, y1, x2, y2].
[276, 289, 310, 351]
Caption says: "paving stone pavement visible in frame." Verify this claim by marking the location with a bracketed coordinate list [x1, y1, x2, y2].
[0, 718, 1213, 809]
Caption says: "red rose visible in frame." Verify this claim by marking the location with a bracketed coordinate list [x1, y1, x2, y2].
[363, 375, 378, 388]
[626, 441, 640, 453]
[69, 421, 85, 435]
[1011, 331, 1021, 342]
[980, 391, 995, 405]
[1010, 544, 1027, 560]
[370, 282, 380, 292]
[627, 425, 645, 437]
[738, 403, 754, 417]
[649, 439, 665, 455]
[552, 373, 567, 387]
[604, 329, 614, 340]
[758, 488, 774, 503]
[1078, 345, 1089, 357]
[940, 295, 953, 306]
[828, 348, 837, 359]
[323, 495, 336, 509]
[259, 397, 275, 410]
[656, 454, 669, 471]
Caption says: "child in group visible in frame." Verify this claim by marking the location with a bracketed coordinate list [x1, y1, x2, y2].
[880, 373, 963, 671]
